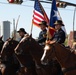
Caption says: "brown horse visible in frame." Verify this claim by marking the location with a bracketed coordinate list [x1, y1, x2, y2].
[14, 35, 62, 75]
[41, 43, 76, 75]
[0, 36, 4, 52]
[0, 38, 20, 75]
[14, 35, 38, 75]
[0, 36, 4, 75]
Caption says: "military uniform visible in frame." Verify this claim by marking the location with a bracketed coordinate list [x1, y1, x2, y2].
[37, 21, 47, 44]
[49, 20, 65, 75]
[38, 29, 47, 43]
[17, 28, 27, 41]
[51, 28, 66, 44]
[49, 20, 66, 44]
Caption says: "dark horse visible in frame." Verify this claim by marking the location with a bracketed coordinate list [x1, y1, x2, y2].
[14, 34, 62, 75]
[41, 43, 76, 75]
[0, 38, 20, 75]
[0, 36, 4, 52]
[0, 36, 4, 75]
[14, 35, 38, 75]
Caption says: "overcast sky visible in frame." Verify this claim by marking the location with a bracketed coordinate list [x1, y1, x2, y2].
[0, 0, 76, 38]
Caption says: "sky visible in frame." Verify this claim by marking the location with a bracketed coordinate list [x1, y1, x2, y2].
[0, 0, 76, 38]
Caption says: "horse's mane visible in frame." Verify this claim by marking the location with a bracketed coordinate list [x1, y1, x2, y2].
[29, 36, 43, 50]
[19, 34, 44, 55]
[1, 38, 19, 54]
[22, 35, 44, 57]
[0, 35, 4, 43]
[6, 37, 18, 42]
[23, 34, 43, 49]
[54, 43, 74, 54]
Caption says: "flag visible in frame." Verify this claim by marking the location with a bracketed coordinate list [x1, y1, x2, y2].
[48, 0, 66, 39]
[32, 0, 49, 27]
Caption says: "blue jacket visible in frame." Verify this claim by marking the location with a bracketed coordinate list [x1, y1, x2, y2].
[51, 28, 66, 44]
[38, 29, 47, 43]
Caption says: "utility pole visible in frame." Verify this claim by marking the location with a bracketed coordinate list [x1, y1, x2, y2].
[13, 19, 16, 40]
[73, 7, 76, 42]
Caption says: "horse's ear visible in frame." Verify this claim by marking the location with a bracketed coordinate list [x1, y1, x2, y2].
[11, 37, 14, 40]
[29, 33, 32, 38]
[0, 35, 3, 40]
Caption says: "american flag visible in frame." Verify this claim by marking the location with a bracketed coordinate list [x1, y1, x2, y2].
[32, 0, 49, 27]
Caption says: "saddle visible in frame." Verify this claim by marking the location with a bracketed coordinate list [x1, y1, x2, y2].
[64, 45, 76, 54]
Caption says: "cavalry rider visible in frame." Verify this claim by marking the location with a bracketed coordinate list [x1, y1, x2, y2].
[17, 28, 27, 41]
[37, 21, 47, 45]
[46, 20, 66, 45]
[46, 20, 66, 75]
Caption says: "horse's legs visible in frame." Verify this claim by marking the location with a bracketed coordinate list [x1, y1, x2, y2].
[17, 67, 27, 75]
[2, 64, 19, 75]
[0, 64, 6, 75]
[0, 70, 2, 75]
[49, 59, 63, 75]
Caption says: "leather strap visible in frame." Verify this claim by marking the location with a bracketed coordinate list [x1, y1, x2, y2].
[62, 66, 76, 73]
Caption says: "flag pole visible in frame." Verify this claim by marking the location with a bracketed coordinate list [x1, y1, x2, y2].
[73, 7, 76, 42]
[46, 26, 50, 40]
[30, 20, 33, 36]
[13, 19, 16, 40]
[46, 0, 53, 41]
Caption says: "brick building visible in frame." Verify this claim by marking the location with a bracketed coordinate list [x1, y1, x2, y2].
[68, 31, 76, 48]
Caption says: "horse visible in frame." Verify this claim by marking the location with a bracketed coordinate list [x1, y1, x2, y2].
[0, 36, 4, 75]
[0, 36, 4, 52]
[41, 43, 76, 75]
[14, 34, 62, 75]
[0, 38, 20, 75]
[14, 35, 38, 75]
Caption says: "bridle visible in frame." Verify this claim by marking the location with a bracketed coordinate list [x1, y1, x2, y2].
[15, 36, 32, 55]
[41, 44, 55, 65]
[14, 36, 34, 68]
[42, 43, 76, 74]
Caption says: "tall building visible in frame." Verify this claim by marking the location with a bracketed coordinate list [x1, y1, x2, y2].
[0, 21, 10, 41]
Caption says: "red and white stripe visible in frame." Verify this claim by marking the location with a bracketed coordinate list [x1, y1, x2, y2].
[33, 10, 45, 27]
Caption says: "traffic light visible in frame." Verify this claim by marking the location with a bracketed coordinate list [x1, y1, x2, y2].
[7, 0, 23, 4]
[8, 0, 14, 3]
[56, 2, 67, 8]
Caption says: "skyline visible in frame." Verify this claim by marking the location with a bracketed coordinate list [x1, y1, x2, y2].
[0, 0, 76, 38]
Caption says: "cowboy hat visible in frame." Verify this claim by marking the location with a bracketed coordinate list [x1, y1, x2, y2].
[54, 20, 64, 26]
[17, 28, 27, 34]
[39, 21, 48, 27]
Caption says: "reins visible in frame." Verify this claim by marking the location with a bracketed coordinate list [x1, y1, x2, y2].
[62, 66, 76, 74]
[54, 44, 76, 74]
[13, 53, 25, 67]
[44, 44, 55, 61]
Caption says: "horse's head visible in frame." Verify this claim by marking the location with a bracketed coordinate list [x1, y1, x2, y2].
[41, 43, 55, 65]
[14, 34, 44, 65]
[14, 34, 31, 55]
[1, 38, 19, 56]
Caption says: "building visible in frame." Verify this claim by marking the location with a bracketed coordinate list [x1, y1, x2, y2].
[68, 31, 76, 48]
[0, 21, 10, 41]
